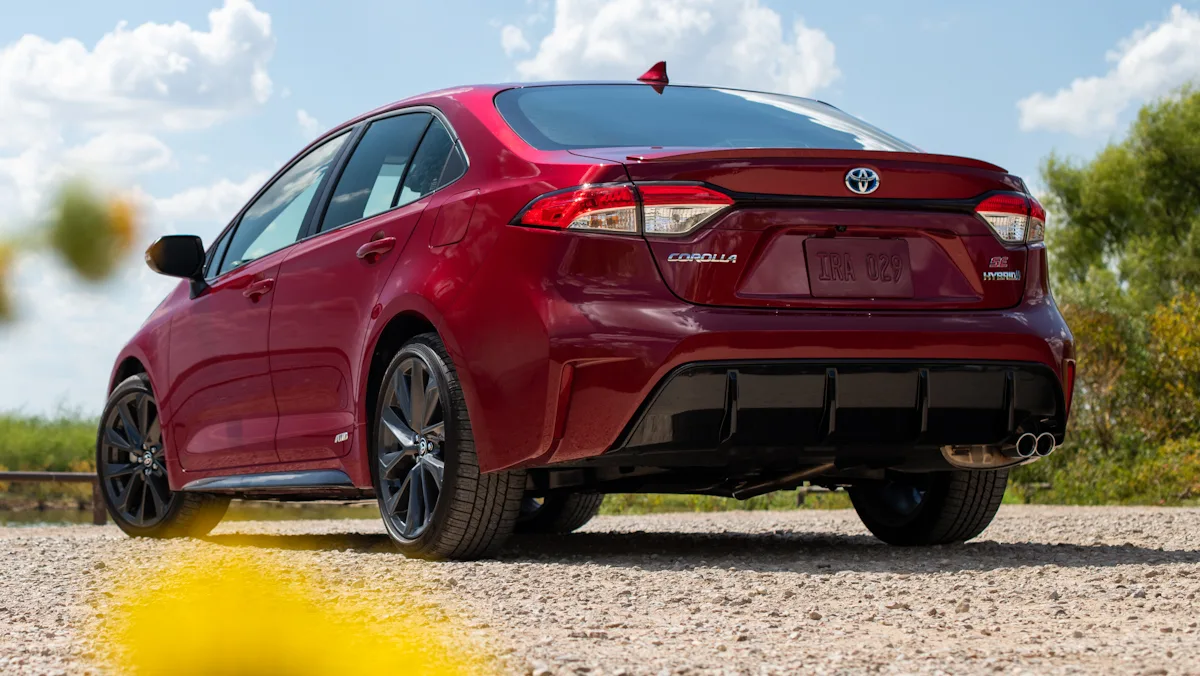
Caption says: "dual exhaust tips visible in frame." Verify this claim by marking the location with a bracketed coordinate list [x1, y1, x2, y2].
[1013, 432, 1056, 459]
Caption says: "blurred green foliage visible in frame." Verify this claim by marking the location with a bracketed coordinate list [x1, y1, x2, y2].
[0, 413, 96, 506]
[1012, 85, 1200, 505]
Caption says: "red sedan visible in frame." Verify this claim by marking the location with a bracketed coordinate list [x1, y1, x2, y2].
[99, 69, 1074, 559]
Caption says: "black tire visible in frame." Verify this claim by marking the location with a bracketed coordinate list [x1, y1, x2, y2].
[848, 469, 1008, 546]
[96, 374, 229, 538]
[515, 493, 604, 534]
[371, 333, 525, 560]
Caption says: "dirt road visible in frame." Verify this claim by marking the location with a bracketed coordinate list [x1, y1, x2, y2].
[2, 505, 1198, 675]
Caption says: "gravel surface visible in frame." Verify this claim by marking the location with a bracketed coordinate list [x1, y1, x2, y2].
[2, 505, 1199, 675]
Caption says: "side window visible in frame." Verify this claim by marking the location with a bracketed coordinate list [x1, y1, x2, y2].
[217, 132, 348, 275]
[319, 113, 432, 232]
[205, 226, 234, 278]
[397, 118, 464, 207]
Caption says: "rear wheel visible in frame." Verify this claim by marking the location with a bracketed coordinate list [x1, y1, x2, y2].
[371, 333, 525, 560]
[515, 493, 604, 534]
[848, 469, 1007, 546]
[97, 374, 229, 538]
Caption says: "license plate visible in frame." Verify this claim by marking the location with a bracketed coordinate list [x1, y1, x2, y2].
[806, 238, 914, 298]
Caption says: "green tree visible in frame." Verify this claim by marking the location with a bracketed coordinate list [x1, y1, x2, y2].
[1042, 85, 1200, 308]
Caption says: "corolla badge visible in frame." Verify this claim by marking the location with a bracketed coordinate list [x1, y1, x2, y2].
[667, 253, 738, 263]
[845, 167, 880, 195]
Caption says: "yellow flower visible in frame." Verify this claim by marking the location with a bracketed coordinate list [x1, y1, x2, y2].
[47, 180, 139, 282]
[94, 548, 487, 675]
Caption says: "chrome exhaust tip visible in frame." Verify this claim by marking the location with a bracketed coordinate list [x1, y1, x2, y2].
[1015, 433, 1037, 458]
[1035, 432, 1056, 457]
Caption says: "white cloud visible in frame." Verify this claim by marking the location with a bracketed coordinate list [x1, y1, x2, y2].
[150, 170, 270, 228]
[0, 1, 277, 415]
[506, 0, 839, 96]
[1018, 4, 1200, 135]
[296, 109, 321, 139]
[500, 24, 531, 56]
[0, 0, 275, 149]
[64, 132, 174, 175]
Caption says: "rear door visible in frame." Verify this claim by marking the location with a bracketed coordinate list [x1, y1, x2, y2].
[268, 111, 468, 463]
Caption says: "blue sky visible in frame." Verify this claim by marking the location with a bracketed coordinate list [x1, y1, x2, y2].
[1, 0, 1198, 414]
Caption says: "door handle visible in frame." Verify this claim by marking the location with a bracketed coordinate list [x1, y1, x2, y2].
[243, 278, 275, 300]
[356, 236, 396, 261]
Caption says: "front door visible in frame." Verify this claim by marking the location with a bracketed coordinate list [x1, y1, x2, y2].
[168, 131, 350, 471]
[269, 111, 467, 462]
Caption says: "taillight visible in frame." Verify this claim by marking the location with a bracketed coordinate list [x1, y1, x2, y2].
[974, 193, 1047, 244]
[515, 184, 639, 233]
[514, 183, 732, 236]
[639, 185, 734, 235]
[1027, 196, 1046, 243]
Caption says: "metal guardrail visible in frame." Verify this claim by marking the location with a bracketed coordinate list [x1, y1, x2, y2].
[0, 471, 107, 525]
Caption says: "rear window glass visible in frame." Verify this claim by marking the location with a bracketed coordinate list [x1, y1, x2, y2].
[495, 85, 918, 152]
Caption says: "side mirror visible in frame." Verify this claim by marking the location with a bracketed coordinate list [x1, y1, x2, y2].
[145, 235, 205, 280]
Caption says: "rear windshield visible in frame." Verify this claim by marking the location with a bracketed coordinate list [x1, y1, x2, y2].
[495, 84, 919, 152]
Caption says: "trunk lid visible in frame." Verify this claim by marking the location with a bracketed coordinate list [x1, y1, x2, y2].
[575, 147, 1029, 311]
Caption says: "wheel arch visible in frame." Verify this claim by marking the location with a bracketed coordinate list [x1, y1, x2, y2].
[110, 355, 148, 393]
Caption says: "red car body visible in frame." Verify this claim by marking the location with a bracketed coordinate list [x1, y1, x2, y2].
[110, 81, 1074, 499]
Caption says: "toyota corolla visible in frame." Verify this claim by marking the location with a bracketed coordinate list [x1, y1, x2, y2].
[98, 65, 1074, 559]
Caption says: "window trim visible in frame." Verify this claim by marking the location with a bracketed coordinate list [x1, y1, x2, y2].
[204, 129, 355, 281]
[301, 105, 470, 240]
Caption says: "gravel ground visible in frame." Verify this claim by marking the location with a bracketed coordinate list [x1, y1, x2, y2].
[2, 505, 1199, 675]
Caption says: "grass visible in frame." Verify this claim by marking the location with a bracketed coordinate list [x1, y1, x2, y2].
[0, 413, 97, 507]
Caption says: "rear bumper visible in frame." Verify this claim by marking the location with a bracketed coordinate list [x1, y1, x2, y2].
[448, 230, 1073, 472]
[526, 298, 1070, 469]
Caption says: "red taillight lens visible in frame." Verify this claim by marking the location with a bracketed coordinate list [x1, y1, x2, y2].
[517, 184, 638, 232]
[1064, 358, 1076, 417]
[515, 183, 732, 236]
[974, 193, 1048, 244]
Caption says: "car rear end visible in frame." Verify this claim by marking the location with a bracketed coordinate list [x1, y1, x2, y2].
[453, 82, 1073, 522]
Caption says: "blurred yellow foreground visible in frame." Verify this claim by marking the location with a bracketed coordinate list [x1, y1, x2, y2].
[95, 547, 485, 675]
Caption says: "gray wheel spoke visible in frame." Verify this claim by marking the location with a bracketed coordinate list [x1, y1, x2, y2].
[404, 468, 424, 537]
[136, 394, 152, 441]
[421, 420, 444, 440]
[137, 480, 148, 524]
[393, 369, 412, 425]
[422, 380, 440, 429]
[105, 427, 136, 453]
[147, 477, 168, 515]
[409, 361, 426, 432]
[117, 401, 142, 448]
[420, 462, 438, 523]
[116, 474, 140, 513]
[380, 406, 417, 450]
[423, 455, 444, 490]
[106, 463, 138, 479]
[385, 472, 411, 515]
[146, 415, 161, 446]
[379, 449, 415, 480]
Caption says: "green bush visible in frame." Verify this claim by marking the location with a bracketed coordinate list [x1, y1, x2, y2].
[0, 413, 96, 506]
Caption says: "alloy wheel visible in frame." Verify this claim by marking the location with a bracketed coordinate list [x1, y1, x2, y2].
[100, 391, 173, 527]
[378, 355, 446, 540]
